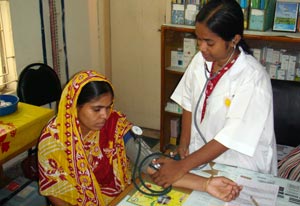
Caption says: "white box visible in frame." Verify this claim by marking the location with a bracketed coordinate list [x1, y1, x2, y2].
[266, 48, 273, 63]
[280, 54, 290, 70]
[277, 69, 286, 80]
[272, 50, 280, 64]
[184, 4, 199, 25]
[267, 63, 278, 79]
[171, 50, 179, 67]
[296, 67, 300, 77]
[252, 48, 262, 62]
[171, 50, 184, 67]
[287, 55, 296, 80]
[183, 38, 197, 68]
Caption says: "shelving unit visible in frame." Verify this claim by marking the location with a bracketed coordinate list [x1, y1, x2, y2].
[160, 24, 300, 151]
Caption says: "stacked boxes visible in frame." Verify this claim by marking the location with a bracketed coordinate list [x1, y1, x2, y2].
[170, 37, 197, 72]
[252, 47, 299, 81]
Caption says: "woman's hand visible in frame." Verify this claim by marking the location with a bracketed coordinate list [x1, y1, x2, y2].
[204, 176, 242, 202]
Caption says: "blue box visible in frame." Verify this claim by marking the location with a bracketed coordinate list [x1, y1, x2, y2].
[171, 4, 185, 25]
[248, 0, 276, 31]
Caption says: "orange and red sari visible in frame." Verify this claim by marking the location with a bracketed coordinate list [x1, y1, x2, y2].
[38, 70, 132, 205]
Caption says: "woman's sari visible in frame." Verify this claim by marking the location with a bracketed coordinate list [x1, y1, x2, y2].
[38, 70, 132, 205]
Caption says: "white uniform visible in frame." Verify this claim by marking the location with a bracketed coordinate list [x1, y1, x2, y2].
[171, 47, 277, 175]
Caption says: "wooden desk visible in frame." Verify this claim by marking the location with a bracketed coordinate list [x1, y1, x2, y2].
[110, 163, 300, 206]
[109, 174, 192, 206]
[109, 182, 136, 206]
[0, 103, 54, 175]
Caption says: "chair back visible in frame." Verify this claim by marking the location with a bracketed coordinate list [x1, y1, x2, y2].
[271, 79, 300, 147]
[17, 63, 62, 107]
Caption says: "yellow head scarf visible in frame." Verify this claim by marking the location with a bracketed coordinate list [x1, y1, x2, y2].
[38, 70, 131, 206]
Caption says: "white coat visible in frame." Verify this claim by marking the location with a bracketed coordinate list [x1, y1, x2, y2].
[171, 47, 278, 175]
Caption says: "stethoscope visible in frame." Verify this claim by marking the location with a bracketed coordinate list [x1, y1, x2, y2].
[193, 47, 236, 170]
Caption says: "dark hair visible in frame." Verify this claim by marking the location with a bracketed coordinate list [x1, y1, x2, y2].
[77, 81, 114, 106]
[196, 0, 252, 54]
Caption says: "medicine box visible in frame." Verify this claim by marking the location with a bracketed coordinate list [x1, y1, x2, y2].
[184, 4, 199, 26]
[252, 48, 262, 62]
[171, 4, 185, 25]
[183, 37, 197, 68]
[248, 0, 276, 31]
[171, 49, 184, 67]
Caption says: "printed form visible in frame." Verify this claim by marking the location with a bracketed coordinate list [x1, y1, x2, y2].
[226, 176, 279, 206]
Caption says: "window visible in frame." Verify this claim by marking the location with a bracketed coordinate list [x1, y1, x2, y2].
[0, 1, 17, 94]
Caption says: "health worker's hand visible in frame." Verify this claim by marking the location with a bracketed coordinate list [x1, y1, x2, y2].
[150, 157, 187, 188]
[206, 176, 242, 202]
[177, 145, 189, 159]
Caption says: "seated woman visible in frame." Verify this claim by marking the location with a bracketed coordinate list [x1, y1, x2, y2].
[38, 70, 242, 206]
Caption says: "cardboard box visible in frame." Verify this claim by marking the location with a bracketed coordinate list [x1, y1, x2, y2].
[183, 37, 197, 68]
[171, 4, 185, 25]
[248, 0, 276, 31]
[252, 48, 262, 62]
[184, 4, 199, 26]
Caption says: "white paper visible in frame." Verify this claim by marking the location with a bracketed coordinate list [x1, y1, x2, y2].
[183, 191, 224, 206]
[227, 176, 279, 206]
[274, 176, 300, 206]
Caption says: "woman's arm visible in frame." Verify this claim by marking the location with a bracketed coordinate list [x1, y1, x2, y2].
[173, 173, 242, 202]
[148, 167, 241, 202]
[47, 196, 75, 206]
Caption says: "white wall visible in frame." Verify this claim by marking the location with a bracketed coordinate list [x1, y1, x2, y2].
[8, 0, 168, 130]
[9, 0, 103, 86]
[110, 0, 166, 129]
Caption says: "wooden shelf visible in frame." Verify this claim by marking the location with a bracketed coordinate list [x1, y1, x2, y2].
[163, 23, 300, 42]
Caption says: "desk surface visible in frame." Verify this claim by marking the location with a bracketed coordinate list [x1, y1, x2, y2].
[0, 102, 54, 164]
[110, 163, 300, 206]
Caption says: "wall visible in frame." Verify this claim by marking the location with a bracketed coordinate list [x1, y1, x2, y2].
[110, 0, 166, 129]
[8, 0, 168, 130]
[9, 0, 104, 86]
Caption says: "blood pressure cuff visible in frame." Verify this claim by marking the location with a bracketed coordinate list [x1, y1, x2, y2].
[124, 132, 155, 173]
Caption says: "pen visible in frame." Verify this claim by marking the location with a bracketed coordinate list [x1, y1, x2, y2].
[250, 195, 259, 206]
